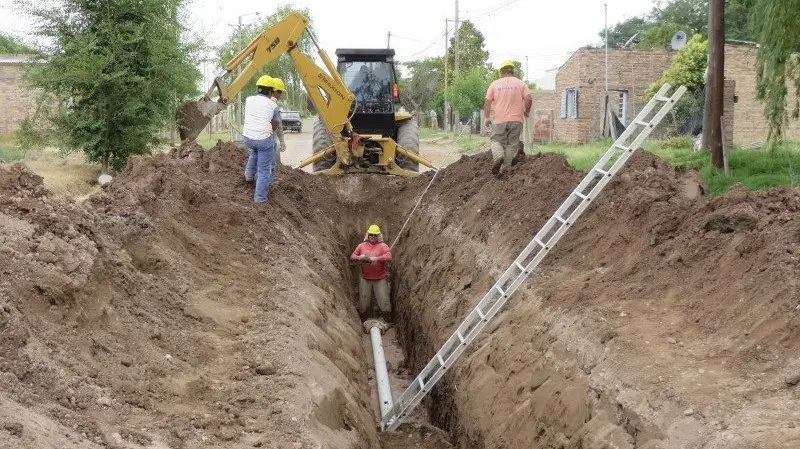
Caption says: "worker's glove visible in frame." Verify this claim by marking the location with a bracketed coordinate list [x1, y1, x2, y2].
[279, 142, 287, 152]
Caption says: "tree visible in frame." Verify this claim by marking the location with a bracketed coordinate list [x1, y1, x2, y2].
[600, 0, 755, 48]
[446, 20, 490, 79]
[647, 34, 708, 97]
[217, 5, 317, 112]
[446, 68, 490, 117]
[0, 34, 34, 54]
[751, 0, 800, 143]
[399, 57, 444, 114]
[21, 0, 199, 172]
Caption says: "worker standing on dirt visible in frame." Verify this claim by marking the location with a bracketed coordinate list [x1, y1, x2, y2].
[483, 61, 532, 177]
[270, 77, 288, 172]
[430, 109, 438, 129]
[243, 75, 279, 203]
[350, 225, 392, 318]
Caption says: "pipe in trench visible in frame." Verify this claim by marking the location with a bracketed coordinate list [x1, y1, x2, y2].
[365, 319, 393, 420]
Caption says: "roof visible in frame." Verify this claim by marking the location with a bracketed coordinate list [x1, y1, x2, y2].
[335, 48, 395, 57]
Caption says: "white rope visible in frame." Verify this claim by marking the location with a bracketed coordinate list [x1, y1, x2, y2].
[389, 144, 462, 248]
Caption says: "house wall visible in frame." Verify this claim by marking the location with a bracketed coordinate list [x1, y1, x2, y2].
[0, 58, 37, 134]
[724, 45, 800, 144]
[553, 48, 673, 144]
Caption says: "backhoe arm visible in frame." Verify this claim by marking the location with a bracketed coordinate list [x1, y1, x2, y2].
[178, 12, 355, 144]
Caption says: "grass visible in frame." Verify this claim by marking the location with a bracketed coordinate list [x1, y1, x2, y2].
[420, 127, 489, 155]
[0, 134, 25, 162]
[532, 137, 800, 195]
[195, 131, 233, 149]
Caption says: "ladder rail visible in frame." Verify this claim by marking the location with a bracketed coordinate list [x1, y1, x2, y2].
[380, 84, 686, 431]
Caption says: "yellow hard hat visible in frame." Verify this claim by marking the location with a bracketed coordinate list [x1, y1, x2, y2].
[256, 75, 274, 88]
[271, 77, 286, 92]
[367, 224, 381, 235]
[498, 60, 515, 72]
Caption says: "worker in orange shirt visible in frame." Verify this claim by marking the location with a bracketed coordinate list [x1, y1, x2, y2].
[483, 61, 532, 177]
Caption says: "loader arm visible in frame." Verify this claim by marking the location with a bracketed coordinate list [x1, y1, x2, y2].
[178, 12, 355, 146]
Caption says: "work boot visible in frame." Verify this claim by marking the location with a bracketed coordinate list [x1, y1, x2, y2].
[491, 157, 503, 175]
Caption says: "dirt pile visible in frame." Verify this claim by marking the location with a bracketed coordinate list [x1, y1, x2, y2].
[1, 143, 799, 449]
[392, 151, 800, 448]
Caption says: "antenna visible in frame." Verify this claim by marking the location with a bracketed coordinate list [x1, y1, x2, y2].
[670, 31, 687, 50]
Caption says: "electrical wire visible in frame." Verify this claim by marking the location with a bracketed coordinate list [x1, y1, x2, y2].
[461, 0, 522, 20]
[397, 30, 448, 59]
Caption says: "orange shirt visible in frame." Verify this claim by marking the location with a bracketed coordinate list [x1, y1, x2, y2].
[486, 76, 531, 124]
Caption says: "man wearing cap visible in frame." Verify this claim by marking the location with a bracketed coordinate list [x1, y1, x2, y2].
[483, 61, 532, 177]
[242, 75, 279, 203]
[269, 77, 288, 174]
[350, 225, 392, 317]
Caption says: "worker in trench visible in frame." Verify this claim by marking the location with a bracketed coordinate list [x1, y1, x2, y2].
[350, 225, 392, 319]
[483, 61, 532, 177]
[242, 75, 279, 203]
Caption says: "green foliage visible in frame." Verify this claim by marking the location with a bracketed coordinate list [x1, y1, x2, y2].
[21, 0, 200, 172]
[752, 0, 800, 144]
[399, 57, 444, 113]
[647, 34, 707, 97]
[217, 5, 316, 112]
[601, 0, 755, 48]
[0, 33, 34, 54]
[653, 135, 694, 150]
[446, 20, 490, 78]
[446, 68, 490, 117]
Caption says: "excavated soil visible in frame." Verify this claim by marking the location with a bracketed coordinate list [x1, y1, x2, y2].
[0, 142, 799, 449]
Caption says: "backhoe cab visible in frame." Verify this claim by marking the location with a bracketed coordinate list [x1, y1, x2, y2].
[176, 12, 433, 176]
[310, 49, 420, 173]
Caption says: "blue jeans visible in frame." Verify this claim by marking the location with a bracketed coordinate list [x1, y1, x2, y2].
[243, 136, 276, 203]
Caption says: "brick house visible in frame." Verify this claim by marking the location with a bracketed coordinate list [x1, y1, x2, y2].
[724, 44, 800, 144]
[0, 55, 37, 134]
[552, 48, 673, 144]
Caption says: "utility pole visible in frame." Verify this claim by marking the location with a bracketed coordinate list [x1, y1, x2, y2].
[454, 0, 460, 76]
[706, 0, 725, 168]
[387, 31, 391, 49]
[454, 0, 460, 127]
[525, 55, 529, 82]
[444, 19, 450, 132]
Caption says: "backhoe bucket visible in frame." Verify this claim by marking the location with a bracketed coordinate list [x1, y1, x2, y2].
[177, 99, 227, 142]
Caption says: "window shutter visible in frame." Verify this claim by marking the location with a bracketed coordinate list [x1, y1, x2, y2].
[560, 90, 567, 118]
[569, 90, 579, 119]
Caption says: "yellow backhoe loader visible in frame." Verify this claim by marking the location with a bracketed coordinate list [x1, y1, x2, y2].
[177, 12, 436, 175]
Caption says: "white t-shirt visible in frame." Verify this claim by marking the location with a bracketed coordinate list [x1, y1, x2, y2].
[242, 94, 277, 140]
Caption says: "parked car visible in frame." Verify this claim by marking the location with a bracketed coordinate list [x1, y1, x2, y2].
[280, 110, 302, 132]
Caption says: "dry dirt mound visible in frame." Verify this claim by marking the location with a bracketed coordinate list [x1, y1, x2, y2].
[392, 151, 800, 448]
[2, 144, 799, 449]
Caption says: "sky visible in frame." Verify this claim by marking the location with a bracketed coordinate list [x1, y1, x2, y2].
[0, 0, 656, 89]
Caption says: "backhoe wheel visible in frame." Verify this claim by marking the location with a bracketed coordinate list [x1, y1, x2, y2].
[312, 119, 336, 172]
[395, 119, 420, 172]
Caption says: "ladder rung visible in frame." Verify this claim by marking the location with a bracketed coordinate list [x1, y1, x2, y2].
[514, 261, 526, 272]
[635, 120, 650, 127]
[437, 354, 445, 367]
[554, 215, 567, 224]
[654, 96, 671, 102]
[456, 331, 466, 344]
[494, 285, 506, 296]
[534, 237, 548, 248]
[476, 308, 486, 320]
[593, 168, 609, 176]
[613, 143, 630, 151]
[417, 377, 425, 390]
[573, 191, 588, 200]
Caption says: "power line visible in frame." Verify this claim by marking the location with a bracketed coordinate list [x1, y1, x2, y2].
[397, 30, 448, 59]
[461, 0, 521, 20]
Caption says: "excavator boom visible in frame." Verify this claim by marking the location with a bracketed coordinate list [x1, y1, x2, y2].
[177, 12, 437, 175]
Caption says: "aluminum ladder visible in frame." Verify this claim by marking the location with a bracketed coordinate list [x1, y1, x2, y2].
[380, 83, 687, 431]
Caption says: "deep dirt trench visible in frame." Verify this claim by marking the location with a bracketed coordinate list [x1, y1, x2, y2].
[1, 142, 800, 449]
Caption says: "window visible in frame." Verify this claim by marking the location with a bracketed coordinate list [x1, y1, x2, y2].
[560, 88, 578, 119]
[617, 91, 628, 125]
